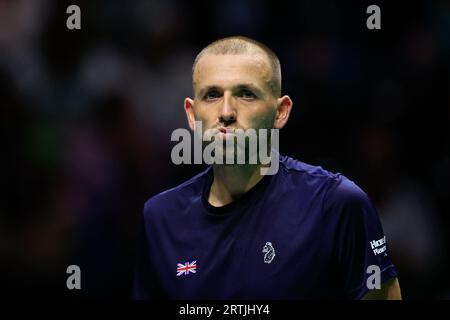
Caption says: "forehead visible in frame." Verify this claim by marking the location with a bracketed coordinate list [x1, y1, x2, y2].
[193, 53, 272, 91]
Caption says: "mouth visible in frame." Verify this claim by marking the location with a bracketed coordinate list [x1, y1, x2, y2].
[218, 127, 235, 134]
[217, 127, 237, 139]
[215, 127, 237, 140]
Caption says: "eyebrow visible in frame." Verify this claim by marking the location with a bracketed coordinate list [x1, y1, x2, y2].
[197, 83, 263, 98]
[197, 85, 221, 98]
[234, 83, 261, 92]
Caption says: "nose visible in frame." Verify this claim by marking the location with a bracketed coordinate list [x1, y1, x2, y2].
[218, 92, 236, 125]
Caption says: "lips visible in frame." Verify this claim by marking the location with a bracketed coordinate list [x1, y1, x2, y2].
[218, 127, 235, 134]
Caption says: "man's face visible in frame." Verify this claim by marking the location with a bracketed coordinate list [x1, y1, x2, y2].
[189, 53, 278, 134]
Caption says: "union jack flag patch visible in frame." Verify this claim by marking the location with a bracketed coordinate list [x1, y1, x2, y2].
[176, 260, 197, 276]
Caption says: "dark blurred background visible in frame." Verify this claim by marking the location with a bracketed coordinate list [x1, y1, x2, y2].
[1, 0, 449, 299]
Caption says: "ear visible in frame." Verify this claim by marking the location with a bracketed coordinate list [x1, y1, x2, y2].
[184, 98, 196, 131]
[274, 95, 293, 129]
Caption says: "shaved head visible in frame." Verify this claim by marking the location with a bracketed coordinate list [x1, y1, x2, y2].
[192, 36, 282, 97]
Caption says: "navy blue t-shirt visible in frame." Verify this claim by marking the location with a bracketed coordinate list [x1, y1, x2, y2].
[132, 155, 397, 299]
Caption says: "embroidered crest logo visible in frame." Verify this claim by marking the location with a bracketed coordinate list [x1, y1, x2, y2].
[262, 242, 275, 264]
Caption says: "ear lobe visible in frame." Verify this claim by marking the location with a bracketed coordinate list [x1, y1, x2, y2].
[184, 98, 196, 131]
[274, 95, 293, 129]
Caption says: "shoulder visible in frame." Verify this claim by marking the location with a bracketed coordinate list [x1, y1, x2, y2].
[278, 154, 343, 190]
[279, 155, 372, 213]
[143, 167, 211, 219]
[315, 167, 377, 226]
[324, 174, 372, 213]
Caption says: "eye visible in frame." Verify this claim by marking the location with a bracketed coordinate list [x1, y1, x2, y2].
[238, 89, 257, 100]
[203, 90, 221, 101]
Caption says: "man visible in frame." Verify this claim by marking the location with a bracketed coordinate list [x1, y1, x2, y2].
[132, 36, 401, 299]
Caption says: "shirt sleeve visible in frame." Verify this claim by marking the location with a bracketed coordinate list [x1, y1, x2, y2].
[325, 176, 398, 300]
[131, 212, 167, 300]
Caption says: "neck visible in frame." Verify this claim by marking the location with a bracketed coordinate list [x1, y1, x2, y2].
[208, 163, 265, 207]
